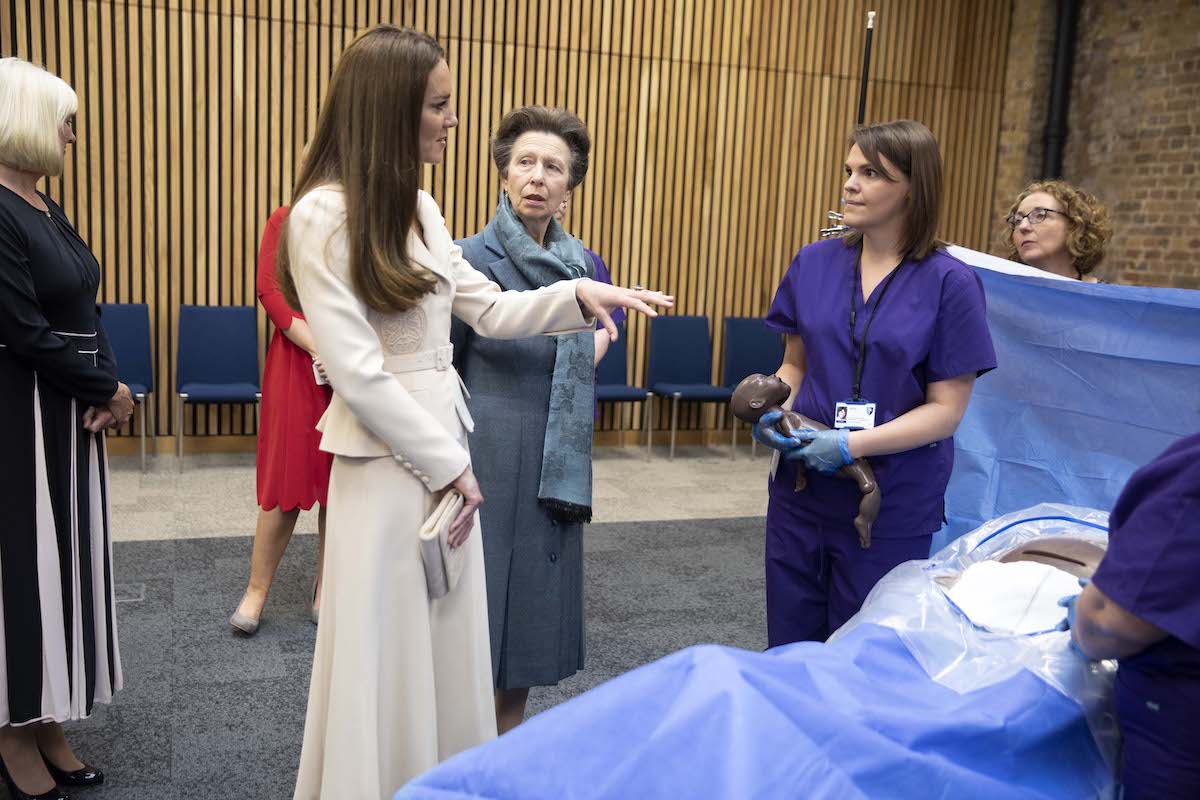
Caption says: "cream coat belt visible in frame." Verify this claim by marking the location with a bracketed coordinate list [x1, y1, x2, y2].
[380, 344, 475, 434]
[382, 344, 455, 374]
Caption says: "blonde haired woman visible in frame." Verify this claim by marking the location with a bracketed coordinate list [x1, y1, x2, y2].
[0, 57, 130, 799]
[279, 26, 672, 798]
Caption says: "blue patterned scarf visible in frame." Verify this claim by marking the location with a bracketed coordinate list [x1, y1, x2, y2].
[492, 193, 596, 522]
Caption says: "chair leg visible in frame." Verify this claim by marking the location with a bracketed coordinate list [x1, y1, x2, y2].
[645, 395, 653, 459]
[731, 411, 737, 460]
[149, 395, 156, 465]
[137, 393, 146, 473]
[255, 394, 262, 433]
[176, 394, 186, 471]
[669, 395, 679, 461]
[752, 438, 758, 458]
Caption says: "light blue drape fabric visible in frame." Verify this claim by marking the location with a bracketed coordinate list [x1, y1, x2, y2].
[941, 256, 1200, 548]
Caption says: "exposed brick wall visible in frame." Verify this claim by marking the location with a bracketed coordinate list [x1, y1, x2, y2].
[1065, 0, 1200, 288]
[989, 0, 1058, 253]
[992, 0, 1200, 289]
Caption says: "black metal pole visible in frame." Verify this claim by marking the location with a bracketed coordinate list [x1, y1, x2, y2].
[856, 11, 876, 126]
[1042, 0, 1079, 178]
[822, 11, 880, 237]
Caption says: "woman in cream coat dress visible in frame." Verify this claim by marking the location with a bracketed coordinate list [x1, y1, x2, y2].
[281, 27, 672, 799]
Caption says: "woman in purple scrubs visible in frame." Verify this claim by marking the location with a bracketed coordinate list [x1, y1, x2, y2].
[753, 120, 996, 647]
[1062, 433, 1200, 799]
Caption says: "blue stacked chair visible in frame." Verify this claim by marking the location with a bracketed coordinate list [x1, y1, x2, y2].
[98, 303, 156, 471]
[594, 322, 652, 451]
[723, 317, 787, 457]
[646, 315, 732, 459]
[175, 305, 262, 469]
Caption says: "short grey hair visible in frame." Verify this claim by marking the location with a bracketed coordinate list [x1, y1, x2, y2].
[0, 58, 77, 176]
[490, 106, 591, 190]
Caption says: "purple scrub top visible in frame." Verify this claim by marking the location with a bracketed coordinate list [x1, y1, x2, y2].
[764, 238, 996, 538]
[587, 248, 623, 420]
[587, 248, 624, 329]
[1091, 432, 1200, 797]
[1091, 432, 1200, 674]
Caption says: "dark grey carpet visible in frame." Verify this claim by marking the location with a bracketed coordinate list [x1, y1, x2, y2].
[56, 517, 767, 799]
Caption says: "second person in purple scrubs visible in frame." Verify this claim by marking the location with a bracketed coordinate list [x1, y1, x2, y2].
[1062, 432, 1200, 799]
[754, 119, 997, 647]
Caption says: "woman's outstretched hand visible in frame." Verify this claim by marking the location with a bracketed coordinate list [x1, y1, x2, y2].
[575, 279, 674, 342]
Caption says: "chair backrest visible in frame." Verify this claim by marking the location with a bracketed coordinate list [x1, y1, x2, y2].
[595, 323, 628, 387]
[98, 303, 154, 393]
[176, 305, 260, 390]
[647, 315, 713, 386]
[723, 317, 786, 387]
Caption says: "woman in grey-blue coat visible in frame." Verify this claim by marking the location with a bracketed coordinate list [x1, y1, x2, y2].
[453, 106, 616, 733]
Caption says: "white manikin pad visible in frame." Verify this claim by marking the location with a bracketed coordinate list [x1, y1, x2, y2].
[945, 560, 1081, 635]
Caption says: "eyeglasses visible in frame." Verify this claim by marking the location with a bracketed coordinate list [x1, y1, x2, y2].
[1005, 207, 1067, 228]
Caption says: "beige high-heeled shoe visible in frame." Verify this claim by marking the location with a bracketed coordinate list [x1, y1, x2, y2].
[230, 595, 261, 635]
[229, 611, 259, 635]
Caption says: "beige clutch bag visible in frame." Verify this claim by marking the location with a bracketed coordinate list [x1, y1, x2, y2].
[419, 489, 466, 599]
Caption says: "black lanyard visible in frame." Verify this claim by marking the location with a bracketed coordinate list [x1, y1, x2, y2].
[848, 246, 904, 400]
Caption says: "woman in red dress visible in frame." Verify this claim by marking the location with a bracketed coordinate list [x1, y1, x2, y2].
[230, 206, 333, 634]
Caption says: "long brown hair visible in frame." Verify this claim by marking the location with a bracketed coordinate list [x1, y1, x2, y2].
[278, 25, 444, 313]
[844, 119, 944, 260]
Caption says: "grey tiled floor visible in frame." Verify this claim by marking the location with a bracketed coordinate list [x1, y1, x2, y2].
[63, 444, 771, 797]
[68, 515, 768, 798]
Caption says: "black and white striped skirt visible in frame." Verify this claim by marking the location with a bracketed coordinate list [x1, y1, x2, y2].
[0, 368, 122, 726]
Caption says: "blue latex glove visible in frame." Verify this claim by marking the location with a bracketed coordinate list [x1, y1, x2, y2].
[790, 428, 853, 474]
[1056, 578, 1091, 657]
[751, 411, 806, 455]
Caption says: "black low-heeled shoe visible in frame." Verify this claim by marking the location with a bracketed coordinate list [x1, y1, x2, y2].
[0, 754, 69, 800]
[39, 750, 103, 787]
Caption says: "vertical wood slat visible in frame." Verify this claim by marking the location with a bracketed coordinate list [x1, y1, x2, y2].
[4, 0, 1011, 440]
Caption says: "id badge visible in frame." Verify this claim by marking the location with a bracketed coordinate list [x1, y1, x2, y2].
[834, 399, 876, 430]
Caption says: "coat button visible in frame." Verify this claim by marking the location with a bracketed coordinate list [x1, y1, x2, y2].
[550, 519, 558, 527]
[548, 553, 558, 563]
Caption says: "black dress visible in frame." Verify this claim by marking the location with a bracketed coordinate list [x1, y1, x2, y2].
[0, 184, 122, 726]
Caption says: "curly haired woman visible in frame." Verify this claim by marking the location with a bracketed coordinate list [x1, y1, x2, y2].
[1003, 180, 1113, 282]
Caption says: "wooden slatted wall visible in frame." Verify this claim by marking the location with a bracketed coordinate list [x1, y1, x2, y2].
[1, 0, 1011, 441]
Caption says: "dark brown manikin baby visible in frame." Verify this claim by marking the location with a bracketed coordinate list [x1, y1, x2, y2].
[731, 373, 881, 549]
